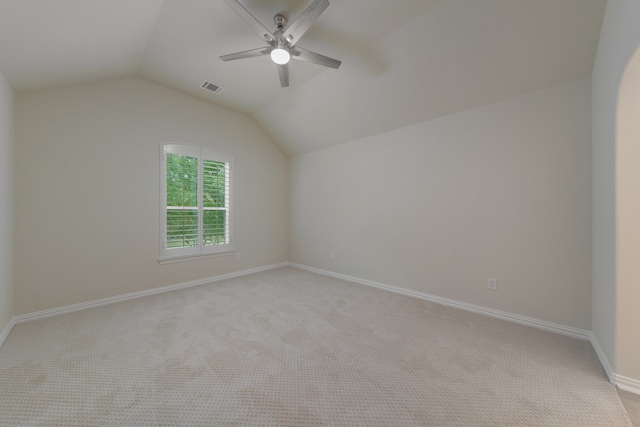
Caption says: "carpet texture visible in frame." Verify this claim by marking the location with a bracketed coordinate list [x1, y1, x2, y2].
[0, 267, 632, 426]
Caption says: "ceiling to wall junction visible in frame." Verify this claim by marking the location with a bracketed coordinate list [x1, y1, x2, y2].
[0, 0, 607, 155]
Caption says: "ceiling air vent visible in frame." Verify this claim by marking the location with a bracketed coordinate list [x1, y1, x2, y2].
[201, 80, 224, 94]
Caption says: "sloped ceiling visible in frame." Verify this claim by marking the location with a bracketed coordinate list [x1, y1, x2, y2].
[0, 0, 165, 91]
[0, 0, 606, 156]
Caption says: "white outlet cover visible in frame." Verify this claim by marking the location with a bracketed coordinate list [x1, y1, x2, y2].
[488, 278, 497, 290]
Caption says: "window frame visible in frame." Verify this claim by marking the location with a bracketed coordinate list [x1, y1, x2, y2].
[159, 142, 233, 261]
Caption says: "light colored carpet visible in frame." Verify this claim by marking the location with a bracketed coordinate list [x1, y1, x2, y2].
[0, 266, 631, 426]
[619, 389, 640, 426]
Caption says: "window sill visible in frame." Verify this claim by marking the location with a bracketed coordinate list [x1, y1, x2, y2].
[158, 251, 235, 264]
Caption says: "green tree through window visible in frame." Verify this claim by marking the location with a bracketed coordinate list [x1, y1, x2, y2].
[203, 160, 228, 245]
[162, 144, 232, 258]
[166, 153, 198, 248]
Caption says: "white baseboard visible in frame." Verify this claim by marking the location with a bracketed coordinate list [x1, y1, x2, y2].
[13, 262, 288, 324]
[0, 316, 15, 349]
[589, 333, 614, 382]
[614, 373, 640, 395]
[6, 260, 639, 397]
[291, 263, 640, 396]
[289, 263, 591, 340]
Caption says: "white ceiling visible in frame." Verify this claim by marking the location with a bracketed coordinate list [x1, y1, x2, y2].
[0, 0, 607, 156]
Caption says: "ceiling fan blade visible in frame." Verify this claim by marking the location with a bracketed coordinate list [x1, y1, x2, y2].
[277, 63, 290, 87]
[291, 47, 341, 69]
[282, 0, 329, 46]
[223, 0, 275, 43]
[220, 47, 270, 62]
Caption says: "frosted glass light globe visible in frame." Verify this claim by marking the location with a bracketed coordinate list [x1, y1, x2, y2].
[271, 47, 290, 65]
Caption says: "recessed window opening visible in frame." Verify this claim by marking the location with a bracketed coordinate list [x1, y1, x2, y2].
[160, 143, 232, 260]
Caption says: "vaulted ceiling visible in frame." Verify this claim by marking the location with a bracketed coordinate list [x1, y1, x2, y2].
[0, 0, 607, 155]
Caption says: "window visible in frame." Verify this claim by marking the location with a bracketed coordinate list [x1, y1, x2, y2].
[160, 143, 232, 260]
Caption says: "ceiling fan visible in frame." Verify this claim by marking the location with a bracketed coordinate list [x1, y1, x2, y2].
[220, 0, 341, 87]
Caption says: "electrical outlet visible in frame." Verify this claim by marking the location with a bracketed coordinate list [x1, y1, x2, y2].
[488, 278, 497, 290]
[329, 252, 335, 260]
[235, 252, 241, 261]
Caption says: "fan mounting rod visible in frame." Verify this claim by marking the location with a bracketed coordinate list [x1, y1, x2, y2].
[274, 14, 287, 30]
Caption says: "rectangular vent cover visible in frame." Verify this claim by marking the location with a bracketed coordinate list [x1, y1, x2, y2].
[201, 80, 224, 94]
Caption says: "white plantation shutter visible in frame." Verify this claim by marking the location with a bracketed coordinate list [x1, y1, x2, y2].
[202, 159, 230, 247]
[201, 147, 232, 254]
[161, 143, 232, 259]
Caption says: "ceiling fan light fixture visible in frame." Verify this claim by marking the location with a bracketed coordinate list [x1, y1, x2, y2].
[221, 0, 340, 87]
[270, 43, 290, 65]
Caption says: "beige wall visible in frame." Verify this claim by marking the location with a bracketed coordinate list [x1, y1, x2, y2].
[14, 77, 288, 315]
[0, 67, 14, 331]
[618, 51, 640, 383]
[591, 0, 640, 382]
[291, 78, 592, 330]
